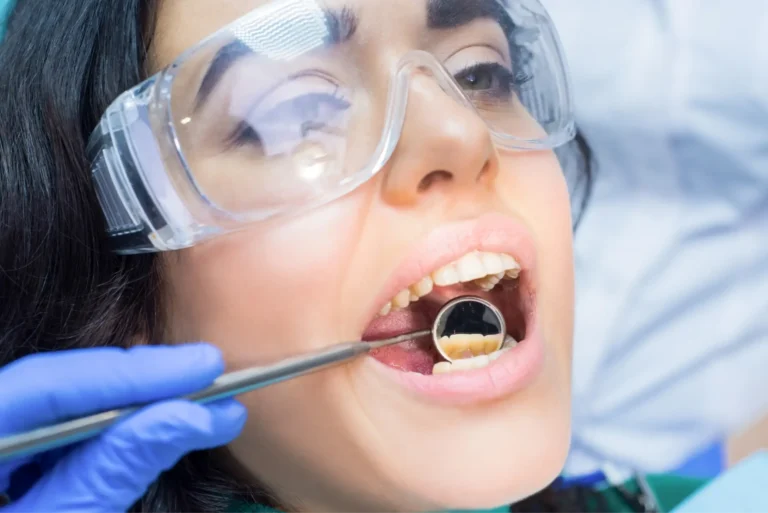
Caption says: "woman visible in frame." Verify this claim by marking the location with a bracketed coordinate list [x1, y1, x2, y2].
[0, 0, 682, 512]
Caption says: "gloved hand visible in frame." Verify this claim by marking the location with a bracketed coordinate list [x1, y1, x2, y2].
[0, 344, 247, 512]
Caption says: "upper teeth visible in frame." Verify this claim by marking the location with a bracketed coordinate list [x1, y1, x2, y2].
[379, 251, 521, 316]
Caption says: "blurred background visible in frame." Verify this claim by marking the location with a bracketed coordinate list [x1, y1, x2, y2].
[542, 0, 768, 481]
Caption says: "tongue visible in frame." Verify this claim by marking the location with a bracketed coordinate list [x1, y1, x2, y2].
[363, 306, 436, 374]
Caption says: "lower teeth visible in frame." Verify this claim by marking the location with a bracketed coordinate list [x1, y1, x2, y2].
[432, 335, 517, 374]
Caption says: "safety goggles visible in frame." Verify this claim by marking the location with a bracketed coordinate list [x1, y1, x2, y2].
[88, 0, 576, 254]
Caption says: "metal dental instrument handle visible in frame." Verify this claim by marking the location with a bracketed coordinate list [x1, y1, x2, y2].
[0, 330, 431, 463]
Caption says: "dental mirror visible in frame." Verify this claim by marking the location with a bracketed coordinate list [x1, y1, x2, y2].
[431, 296, 506, 362]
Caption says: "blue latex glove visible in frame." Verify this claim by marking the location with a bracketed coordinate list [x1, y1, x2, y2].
[0, 344, 247, 512]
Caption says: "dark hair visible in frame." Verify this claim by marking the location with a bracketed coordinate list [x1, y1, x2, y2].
[0, 1, 594, 511]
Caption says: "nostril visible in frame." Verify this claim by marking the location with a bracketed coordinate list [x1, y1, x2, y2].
[417, 170, 453, 192]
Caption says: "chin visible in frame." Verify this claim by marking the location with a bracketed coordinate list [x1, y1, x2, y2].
[368, 396, 570, 513]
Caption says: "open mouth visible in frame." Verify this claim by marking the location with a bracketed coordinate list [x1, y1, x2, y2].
[362, 250, 531, 376]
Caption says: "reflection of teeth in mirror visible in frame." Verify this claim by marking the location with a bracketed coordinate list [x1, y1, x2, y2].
[469, 336, 486, 356]
[454, 349, 474, 360]
[432, 348, 511, 374]
[438, 334, 503, 360]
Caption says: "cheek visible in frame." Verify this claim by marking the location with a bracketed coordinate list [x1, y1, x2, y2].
[497, 152, 574, 353]
[162, 192, 370, 365]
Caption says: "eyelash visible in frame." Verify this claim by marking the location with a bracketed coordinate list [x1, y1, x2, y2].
[453, 62, 527, 98]
[230, 122, 262, 149]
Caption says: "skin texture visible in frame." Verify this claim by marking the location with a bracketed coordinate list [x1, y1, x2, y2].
[728, 413, 768, 466]
[153, 0, 574, 511]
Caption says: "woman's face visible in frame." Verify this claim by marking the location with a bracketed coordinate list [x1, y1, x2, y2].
[155, 0, 574, 510]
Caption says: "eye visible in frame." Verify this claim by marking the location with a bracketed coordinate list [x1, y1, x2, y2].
[454, 62, 516, 95]
[457, 66, 495, 90]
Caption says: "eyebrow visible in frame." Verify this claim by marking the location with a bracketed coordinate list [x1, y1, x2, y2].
[427, 0, 515, 34]
[195, 1, 514, 109]
[195, 7, 359, 110]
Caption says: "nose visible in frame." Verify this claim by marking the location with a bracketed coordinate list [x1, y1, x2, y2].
[381, 74, 500, 206]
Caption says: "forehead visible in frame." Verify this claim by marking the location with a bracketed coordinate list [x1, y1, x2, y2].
[152, 0, 434, 70]
[151, 0, 513, 71]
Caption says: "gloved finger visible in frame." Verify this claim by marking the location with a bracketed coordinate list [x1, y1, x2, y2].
[0, 457, 31, 494]
[7, 399, 247, 513]
[0, 344, 224, 435]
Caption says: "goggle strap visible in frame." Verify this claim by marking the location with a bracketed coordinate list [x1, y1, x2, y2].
[92, 148, 144, 237]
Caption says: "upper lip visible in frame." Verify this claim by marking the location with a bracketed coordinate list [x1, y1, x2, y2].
[364, 213, 537, 327]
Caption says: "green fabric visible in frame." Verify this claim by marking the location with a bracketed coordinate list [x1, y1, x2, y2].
[227, 474, 710, 513]
[591, 474, 709, 513]
[643, 474, 709, 513]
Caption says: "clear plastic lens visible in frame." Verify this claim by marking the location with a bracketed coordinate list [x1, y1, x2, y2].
[169, 14, 370, 217]
[154, 0, 572, 226]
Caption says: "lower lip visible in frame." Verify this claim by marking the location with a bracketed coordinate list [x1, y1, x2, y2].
[362, 318, 545, 407]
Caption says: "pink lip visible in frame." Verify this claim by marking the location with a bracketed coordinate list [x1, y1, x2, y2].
[365, 213, 537, 324]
